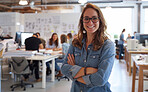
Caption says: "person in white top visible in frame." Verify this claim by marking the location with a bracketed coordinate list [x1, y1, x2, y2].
[46, 33, 61, 50]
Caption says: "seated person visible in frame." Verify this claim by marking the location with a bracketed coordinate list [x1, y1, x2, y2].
[67, 33, 73, 44]
[45, 33, 61, 75]
[36, 32, 51, 76]
[24, 33, 43, 82]
[131, 31, 137, 39]
[55, 34, 70, 77]
[46, 33, 61, 50]
[126, 33, 131, 40]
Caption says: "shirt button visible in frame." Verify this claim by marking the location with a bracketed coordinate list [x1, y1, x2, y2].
[84, 60, 86, 62]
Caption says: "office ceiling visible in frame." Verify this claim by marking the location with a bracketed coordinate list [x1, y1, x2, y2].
[0, 0, 139, 13]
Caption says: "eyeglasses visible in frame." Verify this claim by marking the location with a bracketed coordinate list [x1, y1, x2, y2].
[82, 16, 99, 23]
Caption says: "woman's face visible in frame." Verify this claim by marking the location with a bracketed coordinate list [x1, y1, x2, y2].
[53, 34, 58, 41]
[83, 8, 100, 34]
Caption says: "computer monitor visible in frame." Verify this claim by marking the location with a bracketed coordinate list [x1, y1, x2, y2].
[15, 32, 21, 46]
[21, 32, 33, 46]
[135, 33, 140, 41]
[139, 34, 148, 46]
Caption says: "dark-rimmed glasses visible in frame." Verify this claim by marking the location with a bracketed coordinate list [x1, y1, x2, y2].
[82, 16, 99, 23]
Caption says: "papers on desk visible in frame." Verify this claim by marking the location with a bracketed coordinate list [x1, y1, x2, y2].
[44, 50, 53, 54]
[39, 49, 46, 53]
[3, 50, 36, 57]
[3, 49, 63, 58]
[133, 55, 148, 65]
[35, 52, 44, 56]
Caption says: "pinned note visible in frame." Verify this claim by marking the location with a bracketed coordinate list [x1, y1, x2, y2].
[71, 30, 74, 33]
[51, 30, 54, 32]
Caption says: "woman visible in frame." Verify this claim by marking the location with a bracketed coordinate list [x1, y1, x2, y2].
[118, 29, 126, 61]
[46, 33, 61, 75]
[67, 33, 73, 44]
[55, 34, 70, 77]
[61, 3, 115, 92]
[46, 33, 60, 50]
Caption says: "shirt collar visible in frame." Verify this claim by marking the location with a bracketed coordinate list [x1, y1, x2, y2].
[82, 38, 93, 48]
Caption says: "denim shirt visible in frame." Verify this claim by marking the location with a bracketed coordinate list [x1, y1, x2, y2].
[60, 42, 70, 58]
[62, 43, 70, 55]
[118, 33, 124, 45]
[61, 39, 115, 92]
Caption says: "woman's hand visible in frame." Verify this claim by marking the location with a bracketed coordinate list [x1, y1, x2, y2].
[59, 52, 63, 54]
[53, 48, 58, 51]
[86, 67, 98, 75]
[67, 54, 75, 66]
[46, 48, 52, 50]
[77, 77, 86, 84]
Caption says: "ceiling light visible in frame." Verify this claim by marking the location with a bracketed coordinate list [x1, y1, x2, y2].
[78, 0, 87, 4]
[19, 0, 28, 5]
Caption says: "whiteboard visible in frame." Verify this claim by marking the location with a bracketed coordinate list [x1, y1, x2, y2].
[0, 12, 81, 42]
[24, 13, 81, 40]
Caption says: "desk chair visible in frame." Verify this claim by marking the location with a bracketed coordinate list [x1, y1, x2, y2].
[0, 48, 3, 64]
[134, 70, 148, 92]
[0, 48, 7, 80]
[57, 76, 70, 81]
[10, 57, 34, 91]
[55, 58, 69, 81]
[0, 48, 3, 73]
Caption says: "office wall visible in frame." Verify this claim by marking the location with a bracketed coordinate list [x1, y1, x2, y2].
[0, 12, 80, 41]
[24, 13, 80, 40]
[0, 12, 16, 38]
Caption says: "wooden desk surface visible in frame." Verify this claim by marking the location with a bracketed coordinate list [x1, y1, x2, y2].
[132, 56, 148, 92]
[127, 49, 148, 54]
[125, 48, 148, 76]
[132, 55, 148, 66]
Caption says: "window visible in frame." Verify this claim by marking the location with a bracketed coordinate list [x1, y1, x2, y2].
[101, 8, 133, 41]
[144, 8, 148, 34]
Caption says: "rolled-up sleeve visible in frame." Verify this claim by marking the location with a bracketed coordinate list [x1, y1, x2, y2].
[82, 41, 115, 87]
[70, 65, 82, 77]
[61, 45, 82, 80]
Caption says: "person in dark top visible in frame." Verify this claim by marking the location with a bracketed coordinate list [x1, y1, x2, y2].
[36, 32, 46, 49]
[24, 33, 43, 82]
[25, 33, 43, 51]
[131, 31, 137, 39]
[35, 32, 51, 76]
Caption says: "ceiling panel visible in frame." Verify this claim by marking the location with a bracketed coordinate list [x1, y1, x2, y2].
[0, 0, 125, 3]
[0, 0, 138, 13]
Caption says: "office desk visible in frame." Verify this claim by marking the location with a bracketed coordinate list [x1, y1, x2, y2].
[132, 56, 148, 92]
[3, 50, 61, 88]
[27, 55, 60, 88]
[125, 48, 148, 76]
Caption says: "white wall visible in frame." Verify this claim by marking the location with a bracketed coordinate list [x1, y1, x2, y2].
[24, 13, 80, 41]
[0, 12, 21, 38]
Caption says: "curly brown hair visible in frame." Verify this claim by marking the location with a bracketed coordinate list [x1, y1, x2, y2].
[72, 3, 108, 51]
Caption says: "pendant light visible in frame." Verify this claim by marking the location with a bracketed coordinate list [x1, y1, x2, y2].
[19, 0, 28, 5]
[78, 0, 87, 4]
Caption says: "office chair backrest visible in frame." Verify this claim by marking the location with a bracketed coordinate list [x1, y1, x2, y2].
[115, 40, 119, 47]
[11, 57, 30, 74]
